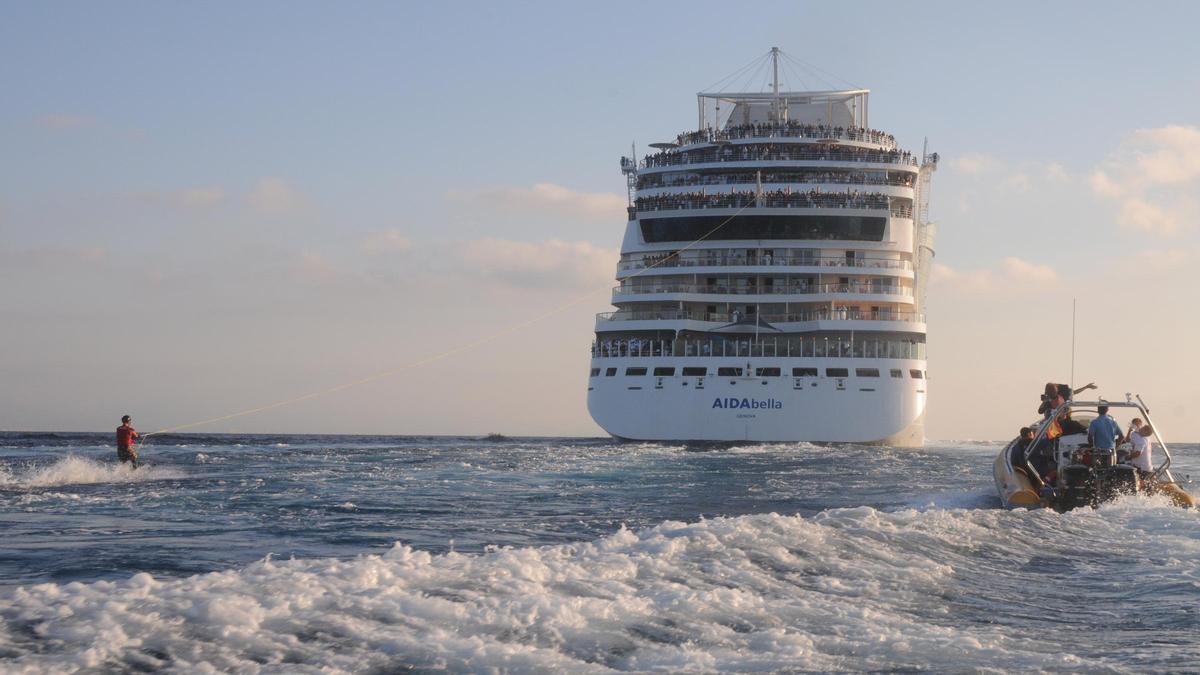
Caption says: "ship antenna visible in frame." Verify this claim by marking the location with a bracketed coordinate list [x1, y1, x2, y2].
[771, 46, 780, 96]
[1070, 297, 1077, 390]
[771, 46, 780, 122]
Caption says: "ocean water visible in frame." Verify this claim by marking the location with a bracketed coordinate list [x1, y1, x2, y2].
[0, 433, 1197, 673]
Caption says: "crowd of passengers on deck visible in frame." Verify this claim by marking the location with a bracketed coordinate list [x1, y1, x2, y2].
[676, 122, 897, 147]
[606, 306, 913, 323]
[619, 278, 901, 296]
[639, 170, 914, 190]
[635, 189, 899, 213]
[629, 250, 907, 269]
[642, 144, 916, 168]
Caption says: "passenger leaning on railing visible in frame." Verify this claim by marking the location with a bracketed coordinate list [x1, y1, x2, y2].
[675, 123, 898, 148]
[642, 144, 915, 169]
[634, 188, 899, 212]
[640, 170, 914, 191]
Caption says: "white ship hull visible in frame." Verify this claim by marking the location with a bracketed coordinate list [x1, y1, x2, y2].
[590, 54, 938, 448]
[588, 357, 926, 445]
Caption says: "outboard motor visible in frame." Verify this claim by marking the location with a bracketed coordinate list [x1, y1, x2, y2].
[1060, 464, 1094, 510]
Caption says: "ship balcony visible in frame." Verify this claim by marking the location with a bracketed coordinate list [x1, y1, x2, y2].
[617, 253, 913, 277]
[594, 308, 926, 334]
[636, 182, 915, 200]
[673, 124, 899, 151]
[633, 196, 913, 219]
[611, 282, 915, 304]
[637, 168, 915, 192]
[638, 151, 918, 174]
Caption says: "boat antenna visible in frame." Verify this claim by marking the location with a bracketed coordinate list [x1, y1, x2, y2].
[1070, 297, 1077, 389]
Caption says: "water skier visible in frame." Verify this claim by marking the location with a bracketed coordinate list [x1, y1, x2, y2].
[116, 415, 140, 469]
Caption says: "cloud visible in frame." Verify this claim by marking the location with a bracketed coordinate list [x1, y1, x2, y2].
[1043, 162, 1069, 182]
[932, 256, 1057, 294]
[948, 153, 1000, 175]
[449, 183, 626, 222]
[1132, 247, 1196, 270]
[1000, 173, 1031, 193]
[360, 229, 413, 256]
[246, 177, 304, 215]
[1088, 170, 1123, 197]
[36, 114, 95, 131]
[1117, 198, 1180, 235]
[996, 256, 1058, 284]
[1127, 125, 1200, 185]
[457, 238, 618, 289]
[1090, 125, 1200, 236]
[291, 252, 339, 283]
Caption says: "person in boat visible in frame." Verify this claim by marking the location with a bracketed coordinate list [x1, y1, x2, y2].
[1038, 382, 1097, 418]
[116, 415, 140, 468]
[1024, 427, 1058, 482]
[1054, 408, 1088, 437]
[1009, 426, 1041, 485]
[1087, 404, 1124, 454]
[1126, 420, 1155, 477]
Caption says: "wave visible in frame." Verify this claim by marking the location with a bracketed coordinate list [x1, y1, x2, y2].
[0, 455, 185, 488]
[2, 502, 1197, 672]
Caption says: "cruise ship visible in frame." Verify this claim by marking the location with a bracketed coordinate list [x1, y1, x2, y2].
[586, 49, 938, 446]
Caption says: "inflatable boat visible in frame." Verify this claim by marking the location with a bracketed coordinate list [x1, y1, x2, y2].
[995, 395, 1194, 511]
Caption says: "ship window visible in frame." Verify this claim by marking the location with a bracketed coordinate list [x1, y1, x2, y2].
[826, 368, 849, 377]
[855, 368, 880, 377]
[755, 367, 781, 377]
[589, 368, 600, 377]
[653, 367, 675, 376]
[640, 215, 887, 243]
[792, 367, 818, 377]
[682, 367, 708, 376]
[605, 368, 617, 377]
[890, 369, 903, 378]
[625, 367, 647, 376]
[717, 367, 743, 377]
[910, 369, 924, 379]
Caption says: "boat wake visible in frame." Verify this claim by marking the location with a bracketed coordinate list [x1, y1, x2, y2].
[3, 502, 1197, 672]
[0, 455, 185, 489]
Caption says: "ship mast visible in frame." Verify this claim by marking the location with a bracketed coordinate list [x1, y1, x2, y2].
[771, 46, 780, 122]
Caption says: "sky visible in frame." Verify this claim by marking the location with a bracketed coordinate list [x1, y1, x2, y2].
[2, 1, 1199, 440]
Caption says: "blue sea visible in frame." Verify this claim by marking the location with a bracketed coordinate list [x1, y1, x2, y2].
[1, 432, 1197, 672]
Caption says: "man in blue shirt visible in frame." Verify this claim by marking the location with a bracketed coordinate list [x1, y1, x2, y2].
[1088, 405, 1124, 451]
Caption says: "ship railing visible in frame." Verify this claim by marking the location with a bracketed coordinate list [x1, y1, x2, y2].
[612, 282, 914, 299]
[675, 125, 899, 150]
[618, 255, 912, 272]
[590, 337, 927, 360]
[596, 310, 925, 323]
[634, 198, 913, 218]
[638, 172, 915, 190]
[641, 148, 918, 169]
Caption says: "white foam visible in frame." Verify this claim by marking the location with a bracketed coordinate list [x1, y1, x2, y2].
[0, 455, 185, 489]
[726, 441, 824, 454]
[6, 505, 1195, 672]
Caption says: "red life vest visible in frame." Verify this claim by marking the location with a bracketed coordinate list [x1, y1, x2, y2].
[117, 425, 138, 449]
